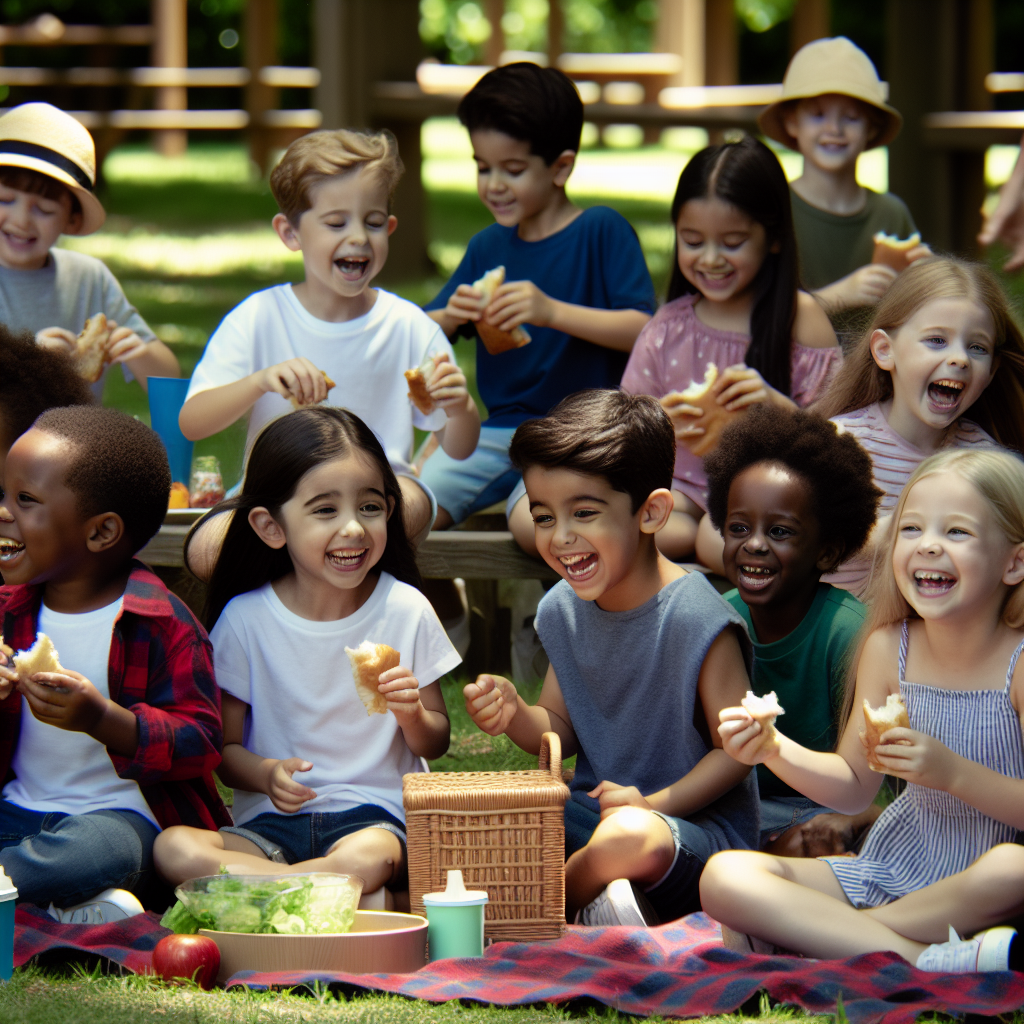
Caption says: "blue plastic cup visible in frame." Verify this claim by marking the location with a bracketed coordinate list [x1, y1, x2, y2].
[0, 870, 17, 981]
[148, 377, 193, 484]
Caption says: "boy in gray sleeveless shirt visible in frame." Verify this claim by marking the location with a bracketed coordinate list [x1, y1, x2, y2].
[464, 390, 759, 926]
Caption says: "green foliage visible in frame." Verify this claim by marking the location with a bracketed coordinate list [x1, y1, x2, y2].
[735, 0, 796, 33]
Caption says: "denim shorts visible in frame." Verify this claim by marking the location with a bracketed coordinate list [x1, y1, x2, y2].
[221, 805, 407, 874]
[759, 795, 836, 847]
[420, 425, 520, 523]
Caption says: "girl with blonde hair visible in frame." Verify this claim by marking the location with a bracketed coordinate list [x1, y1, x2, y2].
[701, 447, 1024, 973]
[815, 255, 1024, 596]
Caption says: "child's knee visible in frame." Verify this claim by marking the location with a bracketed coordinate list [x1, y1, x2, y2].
[699, 850, 759, 908]
[973, 843, 1024, 889]
[326, 827, 404, 878]
[591, 807, 674, 868]
[508, 494, 537, 556]
[398, 478, 432, 545]
[154, 826, 218, 875]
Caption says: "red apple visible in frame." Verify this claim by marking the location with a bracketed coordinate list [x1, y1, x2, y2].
[152, 934, 221, 989]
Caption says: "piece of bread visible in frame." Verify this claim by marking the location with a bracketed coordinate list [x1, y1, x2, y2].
[73, 313, 113, 383]
[404, 357, 436, 415]
[289, 370, 337, 411]
[13, 634, 61, 680]
[472, 266, 532, 355]
[741, 690, 785, 755]
[663, 363, 740, 458]
[871, 232, 922, 273]
[862, 694, 910, 773]
[345, 642, 401, 716]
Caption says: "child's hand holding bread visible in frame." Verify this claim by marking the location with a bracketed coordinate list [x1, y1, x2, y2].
[464, 673, 520, 736]
[860, 694, 956, 789]
[718, 691, 785, 764]
[256, 357, 334, 408]
[0, 637, 15, 701]
[405, 352, 472, 417]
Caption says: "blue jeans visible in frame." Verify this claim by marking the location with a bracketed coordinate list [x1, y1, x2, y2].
[0, 799, 159, 907]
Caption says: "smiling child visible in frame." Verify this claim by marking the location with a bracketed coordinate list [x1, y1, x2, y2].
[463, 390, 758, 927]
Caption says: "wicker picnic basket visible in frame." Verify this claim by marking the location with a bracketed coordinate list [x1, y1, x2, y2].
[403, 732, 570, 943]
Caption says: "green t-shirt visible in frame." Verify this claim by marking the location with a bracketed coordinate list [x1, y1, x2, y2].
[792, 187, 917, 291]
[726, 583, 867, 800]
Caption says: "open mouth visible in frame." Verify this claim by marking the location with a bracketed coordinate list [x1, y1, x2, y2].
[738, 564, 776, 591]
[697, 268, 735, 290]
[927, 378, 965, 412]
[0, 537, 25, 562]
[559, 551, 598, 582]
[913, 569, 956, 596]
[327, 548, 368, 570]
[335, 256, 370, 278]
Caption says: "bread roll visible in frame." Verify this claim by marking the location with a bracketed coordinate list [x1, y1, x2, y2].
[862, 694, 910, 773]
[13, 633, 61, 679]
[73, 314, 113, 383]
[404, 357, 436, 415]
[345, 641, 401, 716]
[472, 266, 532, 355]
[289, 370, 337, 410]
[740, 690, 784, 756]
[663, 363, 740, 458]
[871, 232, 922, 273]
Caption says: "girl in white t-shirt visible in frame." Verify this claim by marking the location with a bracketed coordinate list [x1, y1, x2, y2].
[154, 407, 459, 906]
[815, 256, 1024, 596]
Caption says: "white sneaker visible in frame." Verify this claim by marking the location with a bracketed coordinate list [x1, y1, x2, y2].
[577, 879, 658, 927]
[48, 887, 145, 925]
[916, 925, 1017, 973]
[720, 924, 783, 955]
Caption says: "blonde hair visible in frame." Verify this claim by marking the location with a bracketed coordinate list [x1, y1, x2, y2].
[838, 447, 1024, 731]
[814, 256, 1024, 453]
[269, 128, 404, 224]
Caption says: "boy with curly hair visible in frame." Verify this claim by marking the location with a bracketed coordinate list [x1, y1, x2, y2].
[0, 407, 229, 922]
[704, 404, 883, 855]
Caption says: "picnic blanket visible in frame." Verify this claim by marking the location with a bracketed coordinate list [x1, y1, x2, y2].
[15, 905, 1024, 1023]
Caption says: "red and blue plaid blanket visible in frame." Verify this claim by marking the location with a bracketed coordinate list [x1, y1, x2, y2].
[15, 905, 1024, 1023]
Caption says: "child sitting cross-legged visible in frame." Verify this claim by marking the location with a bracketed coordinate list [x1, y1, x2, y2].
[154, 408, 458, 908]
[703, 403, 883, 855]
[463, 390, 758, 926]
[0, 407, 229, 923]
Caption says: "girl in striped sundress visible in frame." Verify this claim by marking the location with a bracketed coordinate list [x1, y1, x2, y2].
[702, 448, 1024, 974]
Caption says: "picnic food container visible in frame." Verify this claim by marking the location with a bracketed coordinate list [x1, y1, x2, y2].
[0, 868, 16, 982]
[404, 731, 570, 944]
[422, 869, 488, 960]
[189, 456, 225, 508]
[200, 910, 428, 985]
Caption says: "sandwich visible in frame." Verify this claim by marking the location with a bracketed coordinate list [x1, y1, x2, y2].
[73, 313, 113, 383]
[13, 634, 62, 680]
[740, 690, 785, 756]
[862, 694, 910, 772]
[404, 356, 436, 415]
[344, 641, 401, 716]
[289, 369, 337, 410]
[871, 232, 922, 273]
[472, 266, 532, 355]
[662, 363, 740, 457]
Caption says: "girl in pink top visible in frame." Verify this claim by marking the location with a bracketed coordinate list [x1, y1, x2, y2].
[622, 136, 840, 561]
[816, 256, 1024, 597]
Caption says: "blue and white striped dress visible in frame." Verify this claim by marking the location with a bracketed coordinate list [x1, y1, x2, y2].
[825, 620, 1024, 908]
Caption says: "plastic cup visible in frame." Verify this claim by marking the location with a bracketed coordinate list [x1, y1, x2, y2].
[147, 377, 193, 484]
[422, 869, 488, 960]
[0, 869, 17, 981]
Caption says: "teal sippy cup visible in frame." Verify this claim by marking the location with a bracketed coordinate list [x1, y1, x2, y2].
[422, 870, 488, 960]
[0, 867, 17, 981]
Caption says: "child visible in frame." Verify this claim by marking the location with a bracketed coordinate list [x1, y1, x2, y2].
[181, 128, 480, 546]
[423, 62, 656, 547]
[816, 256, 1024, 597]
[757, 37, 929, 313]
[702, 448, 1024, 973]
[0, 103, 178, 397]
[154, 408, 458, 906]
[0, 407, 228, 922]
[621, 134, 840, 561]
[704, 403, 882, 855]
[463, 390, 758, 926]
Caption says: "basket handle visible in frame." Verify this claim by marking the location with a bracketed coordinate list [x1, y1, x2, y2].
[538, 731, 563, 782]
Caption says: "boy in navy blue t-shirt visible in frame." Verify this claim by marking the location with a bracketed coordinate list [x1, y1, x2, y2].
[424, 63, 656, 551]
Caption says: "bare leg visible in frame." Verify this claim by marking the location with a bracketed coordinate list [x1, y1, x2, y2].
[695, 513, 725, 574]
[654, 490, 701, 561]
[184, 509, 233, 582]
[432, 506, 454, 531]
[508, 491, 538, 557]
[398, 476, 432, 548]
[564, 807, 675, 922]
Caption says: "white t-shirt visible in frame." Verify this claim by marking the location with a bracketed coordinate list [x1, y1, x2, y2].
[3, 598, 157, 826]
[211, 572, 460, 825]
[186, 285, 454, 475]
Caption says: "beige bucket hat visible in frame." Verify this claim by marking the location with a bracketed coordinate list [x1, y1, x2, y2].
[0, 102, 105, 234]
[757, 37, 902, 151]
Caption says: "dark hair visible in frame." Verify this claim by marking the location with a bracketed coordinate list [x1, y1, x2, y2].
[457, 62, 583, 165]
[509, 389, 674, 514]
[0, 327, 92, 448]
[704, 404, 882, 572]
[194, 407, 422, 630]
[0, 166, 82, 217]
[667, 135, 799, 396]
[33, 406, 170, 553]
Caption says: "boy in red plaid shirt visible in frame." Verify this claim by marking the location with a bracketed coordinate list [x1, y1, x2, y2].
[0, 406, 228, 923]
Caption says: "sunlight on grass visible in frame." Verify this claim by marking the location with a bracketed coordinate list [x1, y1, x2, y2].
[103, 143, 257, 184]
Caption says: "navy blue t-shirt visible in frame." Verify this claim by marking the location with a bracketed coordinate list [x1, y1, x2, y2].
[425, 206, 656, 426]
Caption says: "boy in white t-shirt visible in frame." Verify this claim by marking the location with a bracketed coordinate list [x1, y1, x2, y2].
[181, 128, 481, 547]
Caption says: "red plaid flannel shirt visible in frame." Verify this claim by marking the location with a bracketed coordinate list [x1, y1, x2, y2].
[0, 560, 231, 831]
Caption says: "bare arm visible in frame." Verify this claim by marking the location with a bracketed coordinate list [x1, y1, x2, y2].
[424, 353, 481, 460]
[380, 673, 450, 761]
[793, 290, 840, 349]
[122, 339, 179, 390]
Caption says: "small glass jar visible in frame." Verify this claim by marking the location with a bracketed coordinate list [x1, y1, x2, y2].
[189, 455, 225, 508]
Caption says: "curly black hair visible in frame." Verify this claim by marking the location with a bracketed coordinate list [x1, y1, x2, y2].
[704, 404, 882, 571]
[33, 406, 171, 554]
[0, 327, 92, 449]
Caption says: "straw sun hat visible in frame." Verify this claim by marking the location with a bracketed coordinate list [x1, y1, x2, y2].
[757, 37, 902, 151]
[0, 102, 105, 234]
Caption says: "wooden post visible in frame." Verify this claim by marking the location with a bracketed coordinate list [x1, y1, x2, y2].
[151, 0, 188, 156]
[656, 0, 705, 87]
[484, 0, 505, 66]
[789, 0, 830, 56]
[704, 0, 737, 87]
[244, 0, 279, 172]
[548, 0, 564, 65]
